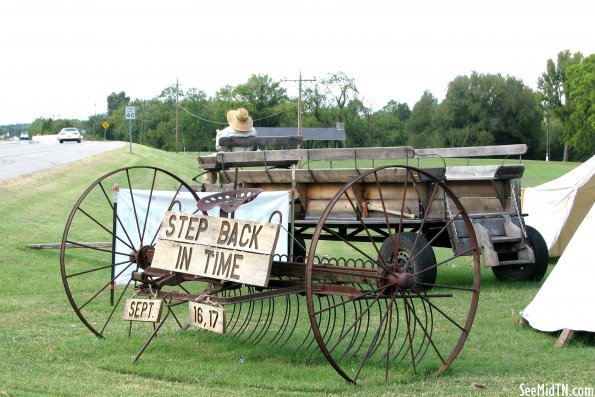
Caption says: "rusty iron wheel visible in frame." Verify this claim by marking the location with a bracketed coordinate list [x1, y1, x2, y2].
[305, 165, 481, 383]
[60, 166, 200, 338]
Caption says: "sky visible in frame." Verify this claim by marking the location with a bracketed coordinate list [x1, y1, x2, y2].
[0, 0, 593, 126]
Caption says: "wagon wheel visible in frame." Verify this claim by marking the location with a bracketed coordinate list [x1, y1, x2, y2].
[491, 225, 549, 281]
[60, 166, 200, 337]
[305, 165, 481, 383]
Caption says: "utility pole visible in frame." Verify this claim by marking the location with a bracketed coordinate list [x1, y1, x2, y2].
[140, 101, 145, 145]
[94, 102, 97, 136]
[283, 72, 315, 148]
[175, 78, 180, 154]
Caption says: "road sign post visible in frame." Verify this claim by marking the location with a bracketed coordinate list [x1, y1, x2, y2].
[102, 122, 109, 139]
[125, 107, 136, 153]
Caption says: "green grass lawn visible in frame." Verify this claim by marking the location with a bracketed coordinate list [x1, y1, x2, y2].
[0, 145, 592, 396]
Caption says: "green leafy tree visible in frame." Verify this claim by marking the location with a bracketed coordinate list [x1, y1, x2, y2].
[565, 54, 595, 160]
[302, 84, 332, 126]
[405, 91, 439, 148]
[179, 88, 217, 151]
[212, 74, 289, 128]
[107, 91, 130, 116]
[234, 74, 288, 126]
[537, 50, 584, 161]
[438, 73, 541, 154]
[383, 100, 411, 122]
[366, 101, 408, 147]
[302, 72, 360, 129]
[343, 98, 371, 147]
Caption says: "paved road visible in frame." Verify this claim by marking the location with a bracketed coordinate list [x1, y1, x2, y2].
[0, 138, 125, 181]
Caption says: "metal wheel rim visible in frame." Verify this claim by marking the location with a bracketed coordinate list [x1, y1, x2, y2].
[305, 164, 481, 383]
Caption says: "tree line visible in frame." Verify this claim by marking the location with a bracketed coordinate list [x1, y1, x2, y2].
[22, 50, 594, 162]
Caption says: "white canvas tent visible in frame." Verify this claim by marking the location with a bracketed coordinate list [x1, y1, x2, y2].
[522, 155, 595, 257]
[521, 202, 595, 333]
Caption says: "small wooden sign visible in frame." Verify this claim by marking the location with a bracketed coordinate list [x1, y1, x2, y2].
[123, 299, 163, 322]
[151, 212, 280, 287]
[189, 302, 226, 334]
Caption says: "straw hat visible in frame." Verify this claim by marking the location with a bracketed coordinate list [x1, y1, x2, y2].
[226, 108, 253, 132]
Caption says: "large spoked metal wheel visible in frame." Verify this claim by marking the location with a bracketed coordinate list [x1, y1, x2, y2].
[305, 165, 481, 383]
[60, 166, 200, 338]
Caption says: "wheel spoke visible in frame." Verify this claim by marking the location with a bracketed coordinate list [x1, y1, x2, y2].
[412, 247, 476, 277]
[77, 262, 134, 312]
[417, 293, 469, 333]
[97, 180, 136, 251]
[149, 182, 186, 246]
[65, 240, 132, 257]
[125, 169, 144, 243]
[99, 279, 134, 335]
[140, 169, 158, 243]
[76, 206, 135, 251]
[66, 259, 130, 279]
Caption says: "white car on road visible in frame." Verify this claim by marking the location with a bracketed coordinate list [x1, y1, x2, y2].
[58, 127, 81, 143]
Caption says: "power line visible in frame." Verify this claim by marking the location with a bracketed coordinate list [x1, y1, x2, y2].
[178, 103, 296, 125]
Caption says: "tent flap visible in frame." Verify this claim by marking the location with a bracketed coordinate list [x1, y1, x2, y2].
[523, 156, 595, 257]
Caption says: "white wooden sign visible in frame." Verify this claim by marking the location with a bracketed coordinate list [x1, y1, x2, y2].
[189, 302, 226, 334]
[151, 212, 280, 287]
[123, 298, 163, 322]
[125, 106, 136, 120]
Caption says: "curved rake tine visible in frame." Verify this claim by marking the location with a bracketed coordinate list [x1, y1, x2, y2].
[226, 288, 243, 332]
[320, 295, 335, 345]
[402, 294, 417, 375]
[234, 287, 257, 338]
[402, 292, 444, 366]
[269, 293, 292, 347]
[252, 296, 275, 345]
[243, 295, 266, 342]
[399, 293, 429, 365]
[325, 285, 389, 356]
[353, 288, 398, 382]
[280, 292, 302, 349]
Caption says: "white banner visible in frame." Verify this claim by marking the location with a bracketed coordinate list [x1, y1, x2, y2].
[114, 189, 289, 284]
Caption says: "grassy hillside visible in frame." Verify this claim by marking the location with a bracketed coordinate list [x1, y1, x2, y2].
[0, 145, 592, 396]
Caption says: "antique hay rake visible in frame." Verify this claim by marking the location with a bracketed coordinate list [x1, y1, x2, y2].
[60, 144, 543, 383]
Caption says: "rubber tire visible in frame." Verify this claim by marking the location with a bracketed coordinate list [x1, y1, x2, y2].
[378, 232, 437, 289]
[526, 226, 549, 281]
[59, 140, 63, 143]
[492, 225, 549, 282]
